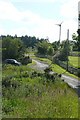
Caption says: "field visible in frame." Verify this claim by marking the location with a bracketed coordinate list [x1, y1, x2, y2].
[68, 56, 80, 68]
[2, 62, 78, 118]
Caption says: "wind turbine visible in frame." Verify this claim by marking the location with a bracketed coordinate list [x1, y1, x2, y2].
[55, 21, 63, 43]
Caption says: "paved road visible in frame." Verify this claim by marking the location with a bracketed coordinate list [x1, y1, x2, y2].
[32, 59, 49, 71]
[33, 59, 80, 94]
[62, 74, 80, 89]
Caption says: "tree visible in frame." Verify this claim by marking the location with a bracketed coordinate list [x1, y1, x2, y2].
[72, 32, 80, 51]
[47, 46, 54, 56]
[52, 41, 60, 51]
[2, 36, 25, 60]
[36, 40, 49, 55]
[21, 35, 38, 48]
[58, 40, 70, 61]
[72, 33, 77, 40]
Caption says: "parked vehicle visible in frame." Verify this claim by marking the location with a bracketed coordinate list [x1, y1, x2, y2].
[4, 59, 21, 66]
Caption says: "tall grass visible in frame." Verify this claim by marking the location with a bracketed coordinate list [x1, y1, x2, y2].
[2, 63, 78, 118]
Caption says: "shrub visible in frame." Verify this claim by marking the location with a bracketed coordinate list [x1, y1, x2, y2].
[21, 56, 32, 65]
[2, 76, 21, 88]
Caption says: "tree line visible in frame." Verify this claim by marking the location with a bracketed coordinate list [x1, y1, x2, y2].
[1, 32, 79, 62]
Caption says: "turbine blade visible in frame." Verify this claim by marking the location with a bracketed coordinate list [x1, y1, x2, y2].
[60, 21, 63, 25]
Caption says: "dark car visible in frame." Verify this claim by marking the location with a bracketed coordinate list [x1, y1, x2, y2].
[4, 59, 21, 66]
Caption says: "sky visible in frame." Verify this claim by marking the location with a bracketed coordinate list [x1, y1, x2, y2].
[0, 0, 79, 43]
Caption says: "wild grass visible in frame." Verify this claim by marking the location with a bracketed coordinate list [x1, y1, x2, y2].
[2, 63, 78, 118]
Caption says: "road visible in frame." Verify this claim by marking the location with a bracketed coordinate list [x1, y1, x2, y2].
[33, 59, 80, 96]
[62, 74, 80, 89]
[32, 59, 49, 71]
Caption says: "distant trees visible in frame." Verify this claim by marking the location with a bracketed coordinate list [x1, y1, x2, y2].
[21, 35, 38, 48]
[52, 40, 70, 62]
[37, 40, 49, 55]
[2, 36, 25, 60]
[36, 40, 54, 56]
[2, 35, 55, 61]
[2, 30, 79, 63]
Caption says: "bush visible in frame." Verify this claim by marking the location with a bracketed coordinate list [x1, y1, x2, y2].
[2, 76, 21, 88]
[21, 56, 32, 65]
[44, 66, 52, 73]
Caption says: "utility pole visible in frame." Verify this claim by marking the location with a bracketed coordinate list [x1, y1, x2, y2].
[56, 21, 63, 43]
[78, 2, 80, 37]
[66, 29, 69, 71]
[78, 1, 80, 30]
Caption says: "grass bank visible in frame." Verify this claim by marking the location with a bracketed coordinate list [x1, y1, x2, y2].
[68, 56, 80, 68]
[2, 63, 78, 118]
[33, 56, 79, 79]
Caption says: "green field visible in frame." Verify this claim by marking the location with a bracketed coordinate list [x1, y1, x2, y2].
[68, 56, 80, 68]
[2, 62, 78, 118]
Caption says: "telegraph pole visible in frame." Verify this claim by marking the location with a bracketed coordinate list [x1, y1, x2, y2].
[66, 29, 69, 71]
[77, 2, 80, 99]
[78, 1, 80, 32]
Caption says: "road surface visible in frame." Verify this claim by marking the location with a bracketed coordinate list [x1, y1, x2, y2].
[32, 59, 80, 96]
[32, 59, 49, 71]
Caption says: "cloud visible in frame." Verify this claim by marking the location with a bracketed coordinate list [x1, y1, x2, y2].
[60, 0, 78, 19]
[0, 0, 21, 21]
[0, 0, 78, 42]
[0, 0, 58, 41]
[59, 0, 78, 40]
[0, 0, 44, 23]
[10, 0, 56, 3]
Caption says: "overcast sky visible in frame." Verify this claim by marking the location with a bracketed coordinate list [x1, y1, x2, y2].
[0, 0, 79, 42]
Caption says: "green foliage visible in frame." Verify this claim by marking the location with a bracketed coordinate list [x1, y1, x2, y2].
[68, 56, 79, 68]
[1, 33, 79, 118]
[72, 32, 80, 51]
[2, 63, 78, 118]
[77, 35, 80, 51]
[20, 56, 32, 65]
[47, 46, 54, 55]
[58, 40, 70, 61]
[52, 41, 60, 51]
[37, 40, 49, 55]
[36, 40, 54, 56]
[21, 35, 38, 48]
[2, 36, 25, 60]
[72, 33, 77, 40]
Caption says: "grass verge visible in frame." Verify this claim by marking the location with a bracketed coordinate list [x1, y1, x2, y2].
[68, 56, 80, 68]
[33, 56, 79, 80]
[2, 63, 78, 118]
